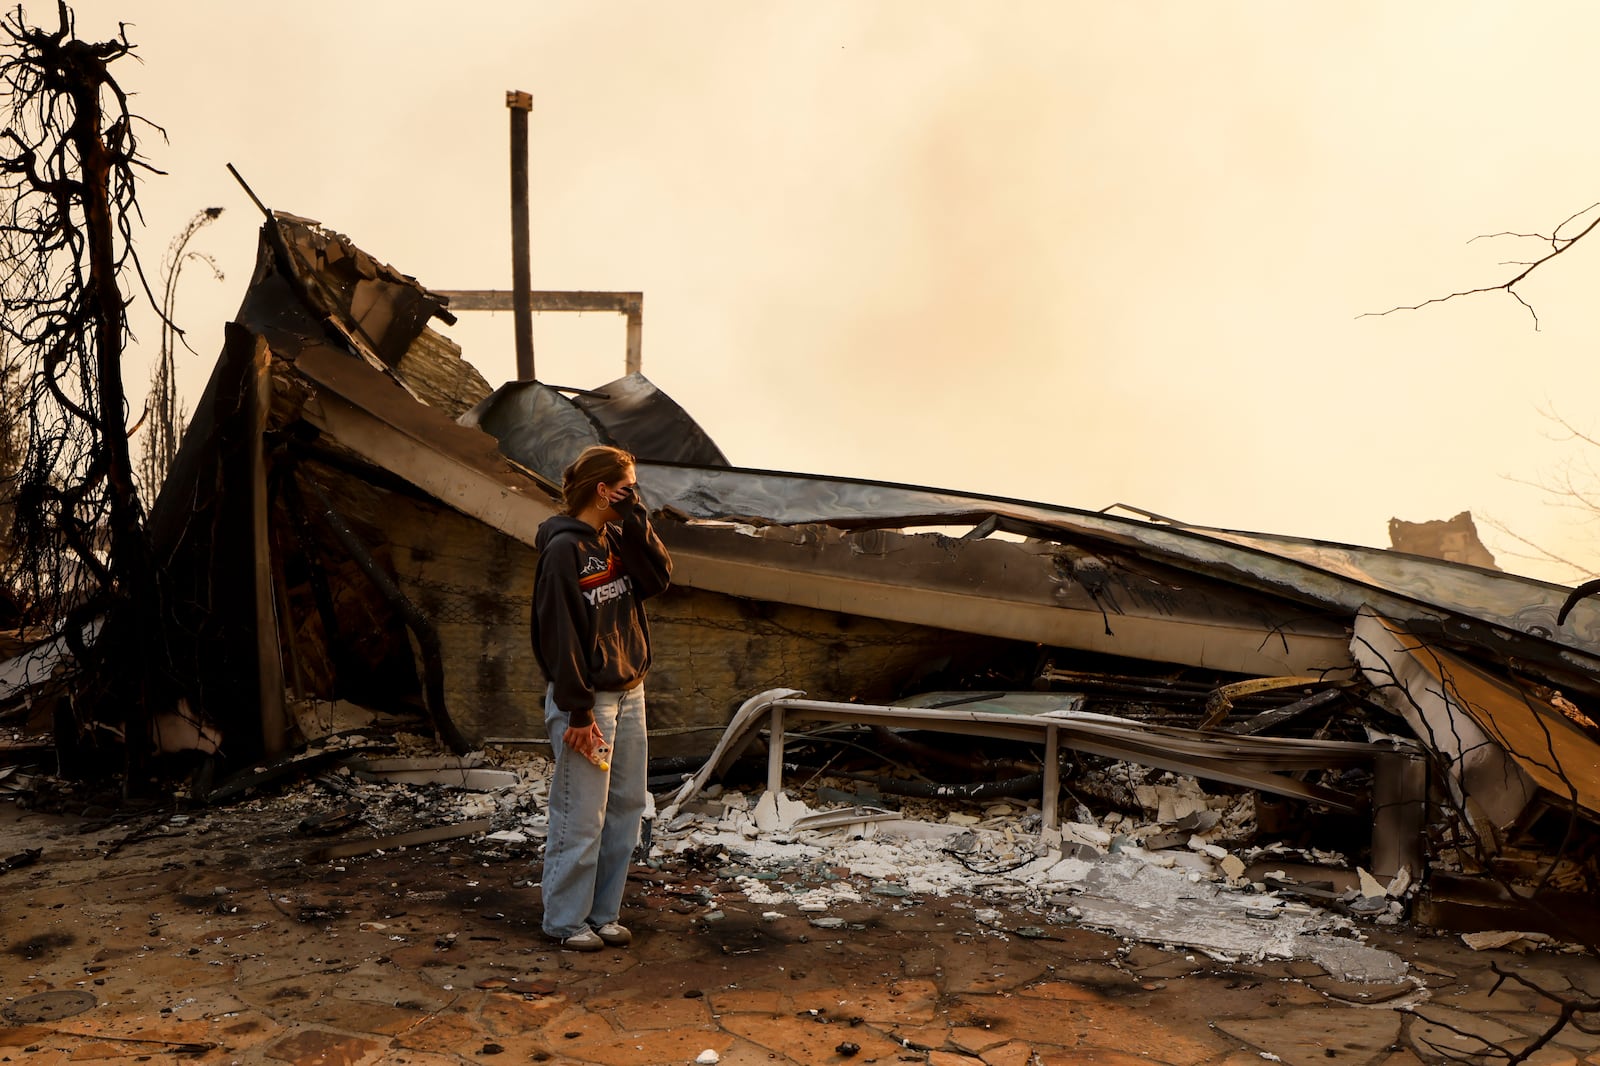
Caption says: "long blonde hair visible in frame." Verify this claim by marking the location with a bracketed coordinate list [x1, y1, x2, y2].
[561, 445, 636, 515]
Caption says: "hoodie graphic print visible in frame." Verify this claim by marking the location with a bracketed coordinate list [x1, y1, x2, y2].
[577, 549, 632, 608]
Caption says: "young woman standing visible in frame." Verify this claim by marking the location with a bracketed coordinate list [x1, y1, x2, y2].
[530, 445, 673, 951]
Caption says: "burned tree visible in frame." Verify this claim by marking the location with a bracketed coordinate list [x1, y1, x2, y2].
[0, 2, 194, 781]
[0, 337, 22, 621]
[138, 205, 223, 497]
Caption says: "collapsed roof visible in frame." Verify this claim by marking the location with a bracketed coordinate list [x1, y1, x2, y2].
[8, 211, 1600, 917]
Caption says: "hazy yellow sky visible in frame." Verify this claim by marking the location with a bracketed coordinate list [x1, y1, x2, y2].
[54, 1, 1600, 583]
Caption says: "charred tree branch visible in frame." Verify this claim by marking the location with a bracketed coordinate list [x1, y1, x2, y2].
[1364, 202, 1600, 330]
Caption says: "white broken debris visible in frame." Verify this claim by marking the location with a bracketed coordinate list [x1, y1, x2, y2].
[484, 829, 529, 845]
[350, 755, 521, 792]
[752, 789, 810, 833]
[255, 745, 1407, 980]
[644, 781, 1409, 982]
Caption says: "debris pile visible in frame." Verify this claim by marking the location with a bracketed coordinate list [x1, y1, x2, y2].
[3, 209, 1600, 949]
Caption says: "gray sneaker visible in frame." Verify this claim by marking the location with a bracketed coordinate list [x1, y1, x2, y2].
[592, 922, 632, 947]
[553, 927, 603, 952]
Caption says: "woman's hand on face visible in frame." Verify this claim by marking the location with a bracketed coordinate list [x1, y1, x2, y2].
[600, 479, 639, 515]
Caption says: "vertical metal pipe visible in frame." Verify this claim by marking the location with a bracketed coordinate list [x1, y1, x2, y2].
[767, 705, 787, 796]
[624, 296, 643, 376]
[507, 90, 534, 381]
[1042, 725, 1060, 834]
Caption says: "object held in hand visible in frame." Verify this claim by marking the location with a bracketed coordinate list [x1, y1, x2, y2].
[588, 741, 612, 771]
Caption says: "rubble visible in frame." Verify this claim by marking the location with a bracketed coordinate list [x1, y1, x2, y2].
[2, 202, 1600, 1021]
[5, 738, 1600, 1065]
[0, 723, 1433, 977]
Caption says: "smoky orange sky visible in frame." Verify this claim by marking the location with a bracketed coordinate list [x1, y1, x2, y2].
[56, 1, 1600, 584]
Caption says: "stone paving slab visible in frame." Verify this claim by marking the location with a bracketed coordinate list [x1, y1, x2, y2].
[263, 1027, 386, 1066]
[719, 1008, 911, 1063]
[980, 1042, 1040, 1066]
[1034, 1048, 1191, 1066]
[1214, 1008, 1403, 1066]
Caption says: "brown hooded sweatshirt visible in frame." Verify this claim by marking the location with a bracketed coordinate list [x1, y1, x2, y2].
[530, 495, 673, 727]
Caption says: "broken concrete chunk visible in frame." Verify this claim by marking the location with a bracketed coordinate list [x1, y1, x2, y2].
[484, 829, 528, 845]
[752, 790, 810, 833]
[1140, 829, 1187, 851]
[350, 759, 519, 792]
[1460, 930, 1555, 952]
[1134, 782, 1214, 823]
[1062, 822, 1112, 851]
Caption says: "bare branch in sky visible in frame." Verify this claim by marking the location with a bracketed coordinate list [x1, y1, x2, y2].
[1363, 202, 1600, 330]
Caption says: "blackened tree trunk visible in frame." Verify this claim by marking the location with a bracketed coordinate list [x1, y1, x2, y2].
[0, 2, 185, 786]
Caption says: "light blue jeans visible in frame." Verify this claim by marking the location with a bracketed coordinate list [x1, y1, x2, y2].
[540, 683, 648, 939]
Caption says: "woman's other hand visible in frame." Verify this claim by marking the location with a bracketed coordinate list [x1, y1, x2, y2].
[564, 720, 610, 765]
